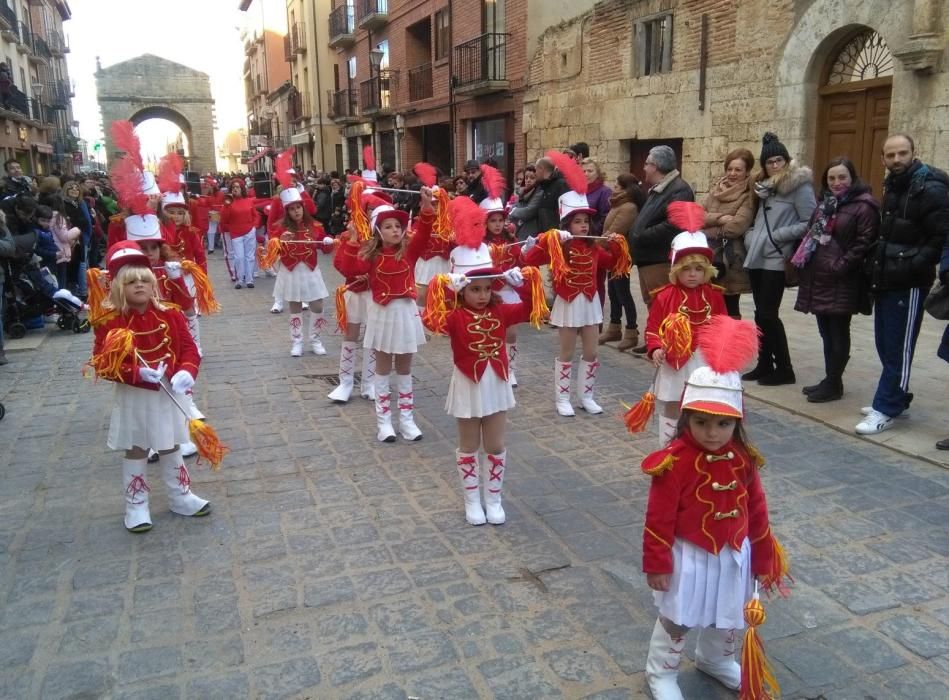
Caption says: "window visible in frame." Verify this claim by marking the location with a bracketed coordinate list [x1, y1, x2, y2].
[483, 0, 504, 34]
[347, 55, 357, 87]
[634, 13, 673, 77]
[377, 39, 389, 70]
[434, 8, 450, 60]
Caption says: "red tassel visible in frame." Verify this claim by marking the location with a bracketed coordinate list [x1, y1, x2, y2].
[622, 392, 656, 433]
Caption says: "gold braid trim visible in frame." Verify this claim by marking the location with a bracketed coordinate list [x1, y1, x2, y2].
[644, 453, 677, 476]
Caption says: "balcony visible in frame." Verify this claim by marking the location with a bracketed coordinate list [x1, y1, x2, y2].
[45, 80, 70, 109]
[408, 63, 433, 102]
[243, 58, 251, 76]
[330, 88, 360, 124]
[453, 33, 509, 96]
[283, 33, 292, 62]
[14, 21, 28, 52]
[357, 0, 388, 31]
[0, 1, 16, 31]
[27, 97, 45, 123]
[48, 29, 68, 55]
[290, 22, 305, 54]
[27, 31, 52, 64]
[288, 91, 310, 123]
[328, 4, 355, 49]
[360, 69, 396, 116]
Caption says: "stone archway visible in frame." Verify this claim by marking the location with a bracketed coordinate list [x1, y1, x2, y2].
[95, 54, 216, 173]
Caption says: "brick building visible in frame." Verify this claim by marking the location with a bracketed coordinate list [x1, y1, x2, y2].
[524, 0, 948, 195]
[326, 0, 527, 185]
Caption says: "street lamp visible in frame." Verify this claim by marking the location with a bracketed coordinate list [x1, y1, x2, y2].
[368, 48, 384, 170]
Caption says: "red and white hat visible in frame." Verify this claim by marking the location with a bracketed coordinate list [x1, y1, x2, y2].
[160, 191, 187, 209]
[370, 204, 409, 232]
[557, 190, 596, 222]
[681, 366, 744, 418]
[106, 240, 150, 278]
[669, 231, 713, 265]
[124, 213, 164, 244]
[450, 242, 497, 277]
[140, 172, 160, 196]
[279, 187, 303, 206]
[479, 197, 506, 215]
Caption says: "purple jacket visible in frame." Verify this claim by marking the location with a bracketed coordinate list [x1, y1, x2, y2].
[586, 181, 612, 235]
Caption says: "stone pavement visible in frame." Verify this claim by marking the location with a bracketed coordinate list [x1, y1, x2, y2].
[1, 255, 948, 699]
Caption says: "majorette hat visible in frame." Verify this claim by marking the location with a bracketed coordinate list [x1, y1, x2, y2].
[361, 145, 378, 182]
[681, 366, 745, 418]
[279, 187, 303, 206]
[106, 240, 150, 278]
[667, 202, 712, 264]
[369, 204, 409, 232]
[160, 191, 188, 209]
[448, 196, 499, 278]
[545, 149, 593, 223]
[124, 213, 164, 244]
[669, 231, 714, 265]
[479, 197, 506, 215]
[557, 190, 596, 221]
[140, 172, 160, 196]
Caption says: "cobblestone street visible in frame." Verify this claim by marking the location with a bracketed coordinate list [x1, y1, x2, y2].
[1, 257, 948, 699]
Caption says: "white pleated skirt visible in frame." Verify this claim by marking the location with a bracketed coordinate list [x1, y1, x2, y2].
[497, 284, 520, 304]
[654, 537, 753, 630]
[273, 264, 329, 303]
[550, 292, 602, 328]
[107, 382, 190, 452]
[415, 256, 451, 286]
[344, 289, 370, 326]
[363, 297, 426, 354]
[655, 349, 705, 403]
[445, 364, 515, 418]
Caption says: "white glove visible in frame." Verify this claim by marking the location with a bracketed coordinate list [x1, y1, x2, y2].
[138, 361, 166, 384]
[171, 370, 195, 393]
[446, 273, 468, 292]
[503, 268, 524, 287]
[165, 261, 183, 279]
[523, 235, 537, 252]
[322, 236, 335, 246]
[557, 230, 573, 242]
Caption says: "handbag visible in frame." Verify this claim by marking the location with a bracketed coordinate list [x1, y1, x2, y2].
[712, 238, 729, 280]
[924, 280, 949, 320]
[762, 206, 799, 288]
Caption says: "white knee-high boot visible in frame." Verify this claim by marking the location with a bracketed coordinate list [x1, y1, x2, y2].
[645, 618, 686, 700]
[658, 415, 678, 448]
[374, 374, 396, 443]
[395, 374, 422, 441]
[186, 314, 202, 357]
[309, 310, 326, 355]
[482, 451, 506, 524]
[328, 341, 357, 402]
[578, 358, 603, 414]
[289, 313, 304, 357]
[554, 360, 575, 416]
[122, 458, 152, 532]
[360, 348, 377, 399]
[694, 626, 741, 690]
[507, 343, 518, 387]
[158, 450, 210, 517]
[456, 450, 485, 525]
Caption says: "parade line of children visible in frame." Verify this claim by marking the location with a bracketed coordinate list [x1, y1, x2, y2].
[85, 132, 790, 698]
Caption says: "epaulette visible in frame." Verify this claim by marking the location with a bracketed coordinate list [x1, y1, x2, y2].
[109, 213, 126, 224]
[648, 283, 673, 298]
[641, 441, 685, 476]
[710, 282, 726, 293]
[89, 309, 118, 328]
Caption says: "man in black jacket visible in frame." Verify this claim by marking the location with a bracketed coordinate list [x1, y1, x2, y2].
[857, 134, 949, 435]
[533, 157, 569, 233]
[463, 160, 488, 204]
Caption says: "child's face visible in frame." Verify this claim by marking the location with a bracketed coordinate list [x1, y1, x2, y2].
[377, 217, 404, 246]
[37, 216, 51, 229]
[462, 279, 493, 310]
[677, 262, 706, 289]
[167, 207, 186, 225]
[287, 202, 304, 222]
[688, 412, 736, 452]
[139, 241, 161, 264]
[486, 212, 505, 235]
[568, 212, 589, 236]
[124, 277, 153, 308]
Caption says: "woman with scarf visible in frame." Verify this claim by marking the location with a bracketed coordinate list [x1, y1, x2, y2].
[793, 157, 879, 403]
[62, 179, 93, 298]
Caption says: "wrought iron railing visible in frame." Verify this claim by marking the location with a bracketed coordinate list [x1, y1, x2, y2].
[360, 70, 395, 112]
[288, 91, 310, 122]
[454, 33, 508, 87]
[408, 63, 433, 102]
[357, 0, 388, 21]
[331, 88, 358, 120]
[329, 4, 355, 39]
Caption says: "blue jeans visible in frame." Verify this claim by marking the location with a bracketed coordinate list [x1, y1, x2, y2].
[872, 288, 925, 417]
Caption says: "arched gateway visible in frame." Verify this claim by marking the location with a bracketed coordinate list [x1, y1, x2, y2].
[95, 54, 216, 173]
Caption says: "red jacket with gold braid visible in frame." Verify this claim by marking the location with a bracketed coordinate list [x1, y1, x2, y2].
[152, 264, 194, 313]
[522, 236, 619, 301]
[485, 231, 522, 271]
[642, 429, 780, 579]
[418, 233, 453, 261]
[645, 283, 728, 369]
[164, 223, 208, 273]
[274, 221, 334, 271]
[92, 305, 200, 391]
[335, 210, 433, 305]
[333, 238, 369, 294]
[107, 215, 127, 249]
[190, 191, 226, 232]
[445, 284, 533, 383]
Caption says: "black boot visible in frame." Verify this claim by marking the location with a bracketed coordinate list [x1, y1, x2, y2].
[802, 379, 827, 395]
[807, 379, 843, 402]
[758, 367, 796, 386]
[743, 365, 773, 381]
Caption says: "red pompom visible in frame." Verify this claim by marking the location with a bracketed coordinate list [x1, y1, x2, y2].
[545, 150, 587, 194]
[275, 148, 296, 190]
[363, 145, 375, 172]
[449, 195, 487, 248]
[480, 164, 506, 199]
[157, 152, 184, 194]
[413, 162, 438, 187]
[697, 316, 760, 374]
[667, 201, 707, 233]
[110, 120, 143, 172]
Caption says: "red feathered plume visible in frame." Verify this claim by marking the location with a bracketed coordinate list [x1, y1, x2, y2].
[697, 316, 760, 374]
[546, 149, 587, 194]
[413, 162, 437, 187]
[449, 195, 487, 248]
[157, 152, 184, 194]
[110, 157, 148, 215]
[363, 145, 375, 172]
[667, 201, 707, 233]
[275, 148, 296, 190]
[110, 121, 143, 172]
[361, 193, 390, 213]
[480, 164, 506, 199]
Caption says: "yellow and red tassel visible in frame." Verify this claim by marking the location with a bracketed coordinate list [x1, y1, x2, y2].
[85, 267, 110, 326]
[740, 594, 781, 700]
[257, 237, 283, 270]
[181, 261, 221, 315]
[433, 186, 452, 241]
[334, 284, 348, 332]
[422, 273, 453, 334]
[188, 418, 228, 471]
[540, 229, 570, 284]
[520, 266, 549, 328]
[86, 327, 135, 381]
[489, 242, 505, 268]
[609, 235, 633, 278]
[759, 534, 793, 597]
[622, 390, 656, 433]
[659, 312, 693, 358]
[348, 180, 371, 241]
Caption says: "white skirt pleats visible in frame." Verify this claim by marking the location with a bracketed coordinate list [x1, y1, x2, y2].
[655, 349, 705, 403]
[107, 382, 191, 452]
[344, 289, 370, 326]
[549, 292, 602, 328]
[415, 256, 451, 286]
[654, 537, 753, 630]
[273, 264, 329, 303]
[363, 297, 426, 354]
[445, 364, 515, 418]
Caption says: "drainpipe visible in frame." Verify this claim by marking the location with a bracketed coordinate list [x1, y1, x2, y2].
[447, 0, 455, 174]
[311, 0, 326, 170]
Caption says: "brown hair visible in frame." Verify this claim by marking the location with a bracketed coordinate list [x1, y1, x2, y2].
[675, 408, 749, 447]
[724, 148, 755, 173]
[281, 200, 315, 231]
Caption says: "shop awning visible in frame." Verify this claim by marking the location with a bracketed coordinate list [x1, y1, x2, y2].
[33, 142, 54, 154]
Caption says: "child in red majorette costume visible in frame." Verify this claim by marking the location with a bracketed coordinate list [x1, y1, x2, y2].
[412, 162, 456, 308]
[104, 121, 163, 249]
[641, 315, 791, 700]
[335, 186, 435, 442]
[645, 202, 728, 447]
[522, 152, 630, 417]
[425, 196, 547, 525]
[88, 241, 210, 533]
[190, 176, 227, 254]
[269, 185, 336, 357]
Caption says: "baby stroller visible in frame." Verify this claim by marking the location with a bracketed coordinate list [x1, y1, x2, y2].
[2, 259, 89, 339]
